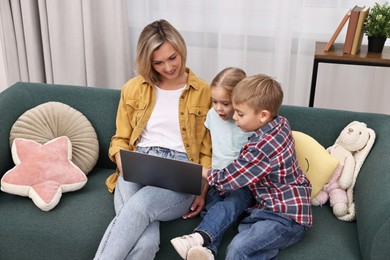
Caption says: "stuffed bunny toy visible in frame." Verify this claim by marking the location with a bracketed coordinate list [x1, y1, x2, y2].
[311, 121, 375, 221]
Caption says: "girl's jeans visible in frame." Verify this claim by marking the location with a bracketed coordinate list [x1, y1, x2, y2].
[195, 187, 254, 255]
[94, 146, 195, 260]
[226, 209, 307, 260]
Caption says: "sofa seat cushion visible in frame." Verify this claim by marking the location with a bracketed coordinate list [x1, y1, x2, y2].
[157, 206, 362, 260]
[278, 206, 362, 259]
[0, 168, 115, 260]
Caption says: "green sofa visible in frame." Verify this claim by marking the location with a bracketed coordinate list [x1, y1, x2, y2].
[1, 82, 389, 260]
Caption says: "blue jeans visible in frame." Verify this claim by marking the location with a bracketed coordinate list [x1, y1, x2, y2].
[226, 209, 307, 260]
[195, 187, 254, 255]
[94, 147, 195, 260]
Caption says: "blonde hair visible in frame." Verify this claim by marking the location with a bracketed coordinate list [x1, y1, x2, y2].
[136, 19, 187, 85]
[232, 74, 283, 116]
[211, 67, 246, 94]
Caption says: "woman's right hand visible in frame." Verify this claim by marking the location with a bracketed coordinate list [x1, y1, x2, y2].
[115, 152, 123, 175]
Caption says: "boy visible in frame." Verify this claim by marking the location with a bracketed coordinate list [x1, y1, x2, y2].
[180, 74, 312, 259]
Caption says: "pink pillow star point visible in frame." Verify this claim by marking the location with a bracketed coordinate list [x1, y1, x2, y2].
[1, 136, 88, 211]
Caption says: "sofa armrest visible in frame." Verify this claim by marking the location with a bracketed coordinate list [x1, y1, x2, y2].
[0, 84, 31, 175]
[353, 115, 390, 259]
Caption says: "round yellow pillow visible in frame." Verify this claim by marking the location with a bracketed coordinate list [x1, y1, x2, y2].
[292, 131, 340, 198]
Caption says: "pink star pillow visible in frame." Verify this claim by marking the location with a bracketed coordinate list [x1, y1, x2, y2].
[1, 136, 88, 211]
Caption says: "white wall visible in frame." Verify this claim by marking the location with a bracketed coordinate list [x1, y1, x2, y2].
[1, 1, 389, 115]
[315, 61, 390, 115]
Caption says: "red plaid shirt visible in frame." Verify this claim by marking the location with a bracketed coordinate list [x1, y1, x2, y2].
[207, 116, 312, 227]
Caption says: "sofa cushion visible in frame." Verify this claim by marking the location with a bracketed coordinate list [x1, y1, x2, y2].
[1, 136, 88, 211]
[277, 206, 362, 260]
[9, 101, 99, 174]
[0, 168, 114, 259]
[156, 206, 362, 260]
[292, 131, 339, 198]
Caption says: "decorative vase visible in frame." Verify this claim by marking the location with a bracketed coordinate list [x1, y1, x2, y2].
[367, 37, 387, 53]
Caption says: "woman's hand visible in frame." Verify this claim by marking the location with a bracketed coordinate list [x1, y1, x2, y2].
[182, 181, 209, 219]
[182, 195, 205, 219]
[202, 167, 210, 179]
[115, 152, 123, 175]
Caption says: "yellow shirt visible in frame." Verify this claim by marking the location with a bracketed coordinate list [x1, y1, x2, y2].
[106, 68, 212, 192]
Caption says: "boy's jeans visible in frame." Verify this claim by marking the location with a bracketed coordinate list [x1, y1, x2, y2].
[226, 209, 307, 260]
[195, 187, 254, 254]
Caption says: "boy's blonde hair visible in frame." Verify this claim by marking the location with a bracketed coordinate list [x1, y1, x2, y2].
[136, 19, 187, 85]
[232, 74, 283, 116]
[211, 67, 246, 94]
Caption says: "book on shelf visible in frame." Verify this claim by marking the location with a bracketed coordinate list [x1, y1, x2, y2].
[324, 10, 351, 52]
[351, 6, 370, 55]
[343, 5, 365, 54]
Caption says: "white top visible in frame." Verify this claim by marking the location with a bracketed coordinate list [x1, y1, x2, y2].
[204, 108, 253, 168]
[137, 85, 186, 152]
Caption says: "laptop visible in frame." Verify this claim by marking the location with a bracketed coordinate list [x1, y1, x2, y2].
[120, 149, 203, 195]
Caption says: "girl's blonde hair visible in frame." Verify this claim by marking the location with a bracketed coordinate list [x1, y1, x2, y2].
[211, 67, 246, 94]
[232, 74, 283, 116]
[136, 19, 187, 85]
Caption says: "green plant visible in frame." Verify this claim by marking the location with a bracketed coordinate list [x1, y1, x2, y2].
[364, 2, 390, 38]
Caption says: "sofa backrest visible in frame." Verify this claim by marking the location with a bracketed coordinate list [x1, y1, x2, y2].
[0, 82, 119, 173]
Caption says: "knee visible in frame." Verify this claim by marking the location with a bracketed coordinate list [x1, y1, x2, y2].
[128, 231, 160, 260]
[226, 238, 245, 260]
[131, 239, 159, 258]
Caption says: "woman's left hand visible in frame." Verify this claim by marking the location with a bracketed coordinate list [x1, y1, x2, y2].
[202, 167, 209, 179]
[182, 195, 205, 219]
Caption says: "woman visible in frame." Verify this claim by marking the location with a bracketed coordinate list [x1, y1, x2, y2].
[94, 19, 211, 260]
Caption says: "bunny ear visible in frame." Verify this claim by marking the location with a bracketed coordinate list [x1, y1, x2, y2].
[354, 128, 376, 174]
[339, 127, 376, 222]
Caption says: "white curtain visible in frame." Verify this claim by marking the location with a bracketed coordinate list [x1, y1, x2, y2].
[126, 0, 390, 114]
[1, 0, 389, 114]
[0, 0, 132, 90]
